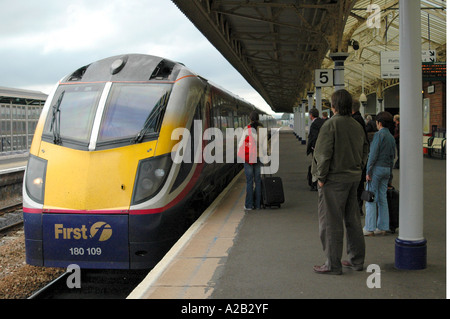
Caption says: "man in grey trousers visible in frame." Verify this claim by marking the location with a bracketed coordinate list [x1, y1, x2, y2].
[311, 89, 369, 275]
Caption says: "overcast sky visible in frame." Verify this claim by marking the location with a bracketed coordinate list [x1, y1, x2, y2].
[0, 0, 275, 114]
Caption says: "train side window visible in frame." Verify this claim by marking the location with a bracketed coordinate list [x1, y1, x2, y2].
[221, 113, 228, 133]
[194, 100, 202, 120]
[170, 101, 202, 193]
[205, 101, 212, 128]
[213, 104, 220, 130]
[234, 111, 239, 128]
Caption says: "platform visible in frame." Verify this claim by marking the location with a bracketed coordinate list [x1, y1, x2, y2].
[128, 128, 446, 299]
[0, 152, 28, 174]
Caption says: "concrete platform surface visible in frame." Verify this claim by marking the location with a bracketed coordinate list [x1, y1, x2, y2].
[127, 128, 446, 299]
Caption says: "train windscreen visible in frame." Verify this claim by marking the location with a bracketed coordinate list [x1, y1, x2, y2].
[42, 82, 172, 149]
[42, 83, 105, 147]
[98, 83, 172, 143]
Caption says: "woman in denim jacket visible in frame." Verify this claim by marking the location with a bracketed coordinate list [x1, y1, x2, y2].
[363, 112, 396, 236]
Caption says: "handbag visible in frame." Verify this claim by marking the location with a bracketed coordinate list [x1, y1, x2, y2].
[237, 125, 257, 164]
[361, 181, 375, 202]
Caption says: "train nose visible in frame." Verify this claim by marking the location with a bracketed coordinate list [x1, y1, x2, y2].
[38, 141, 157, 211]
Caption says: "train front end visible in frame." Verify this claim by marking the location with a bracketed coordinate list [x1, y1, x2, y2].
[23, 54, 204, 269]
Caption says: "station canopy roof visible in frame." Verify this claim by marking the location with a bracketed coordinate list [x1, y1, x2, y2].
[172, 0, 446, 113]
[0, 86, 48, 105]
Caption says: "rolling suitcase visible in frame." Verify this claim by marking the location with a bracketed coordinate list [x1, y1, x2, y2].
[387, 186, 399, 233]
[261, 175, 285, 208]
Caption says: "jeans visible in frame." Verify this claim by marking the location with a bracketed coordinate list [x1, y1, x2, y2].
[364, 166, 391, 231]
[244, 162, 261, 209]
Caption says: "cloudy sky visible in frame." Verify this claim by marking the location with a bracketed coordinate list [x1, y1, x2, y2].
[0, 0, 275, 114]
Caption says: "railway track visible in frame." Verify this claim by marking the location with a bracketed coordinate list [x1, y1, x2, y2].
[0, 203, 23, 233]
[0, 163, 25, 233]
[0, 206, 149, 300]
[1, 159, 240, 299]
[28, 268, 150, 299]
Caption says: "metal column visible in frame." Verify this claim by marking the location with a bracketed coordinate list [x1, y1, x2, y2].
[307, 91, 314, 129]
[293, 106, 300, 139]
[377, 98, 384, 113]
[316, 87, 322, 115]
[300, 100, 307, 144]
[329, 52, 349, 91]
[395, 0, 427, 270]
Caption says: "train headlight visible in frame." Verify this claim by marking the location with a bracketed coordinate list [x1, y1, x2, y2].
[25, 155, 47, 204]
[33, 177, 44, 185]
[132, 155, 172, 204]
[154, 168, 166, 178]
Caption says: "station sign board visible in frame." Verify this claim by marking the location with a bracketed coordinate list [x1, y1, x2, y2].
[380, 51, 400, 79]
[380, 50, 438, 79]
[422, 62, 446, 81]
[422, 50, 437, 62]
[314, 69, 334, 87]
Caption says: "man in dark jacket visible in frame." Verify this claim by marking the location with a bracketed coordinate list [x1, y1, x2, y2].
[307, 108, 325, 190]
[352, 100, 368, 215]
[311, 90, 369, 275]
[352, 100, 368, 141]
[307, 108, 325, 156]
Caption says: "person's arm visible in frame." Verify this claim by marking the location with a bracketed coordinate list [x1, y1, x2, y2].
[313, 123, 333, 186]
[366, 131, 380, 179]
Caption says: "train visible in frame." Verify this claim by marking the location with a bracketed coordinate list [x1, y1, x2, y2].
[23, 54, 276, 269]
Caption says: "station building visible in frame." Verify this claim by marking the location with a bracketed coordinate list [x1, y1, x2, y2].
[0, 87, 47, 154]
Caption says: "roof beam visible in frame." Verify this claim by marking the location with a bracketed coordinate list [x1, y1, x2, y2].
[172, 0, 446, 112]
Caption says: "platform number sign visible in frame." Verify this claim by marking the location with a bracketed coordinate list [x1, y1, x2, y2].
[315, 69, 333, 87]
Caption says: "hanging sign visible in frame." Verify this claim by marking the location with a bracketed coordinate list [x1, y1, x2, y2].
[314, 69, 334, 87]
[381, 50, 439, 79]
[422, 50, 436, 62]
[380, 51, 400, 79]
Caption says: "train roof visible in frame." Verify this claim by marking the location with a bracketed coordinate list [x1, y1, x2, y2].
[61, 54, 186, 83]
[204, 79, 272, 115]
[61, 53, 270, 116]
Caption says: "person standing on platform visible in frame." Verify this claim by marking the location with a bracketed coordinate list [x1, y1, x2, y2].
[363, 112, 396, 236]
[240, 111, 263, 210]
[311, 89, 369, 275]
[365, 114, 377, 143]
[307, 108, 325, 191]
[351, 99, 369, 216]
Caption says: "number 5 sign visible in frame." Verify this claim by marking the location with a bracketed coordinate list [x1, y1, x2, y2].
[315, 69, 334, 87]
